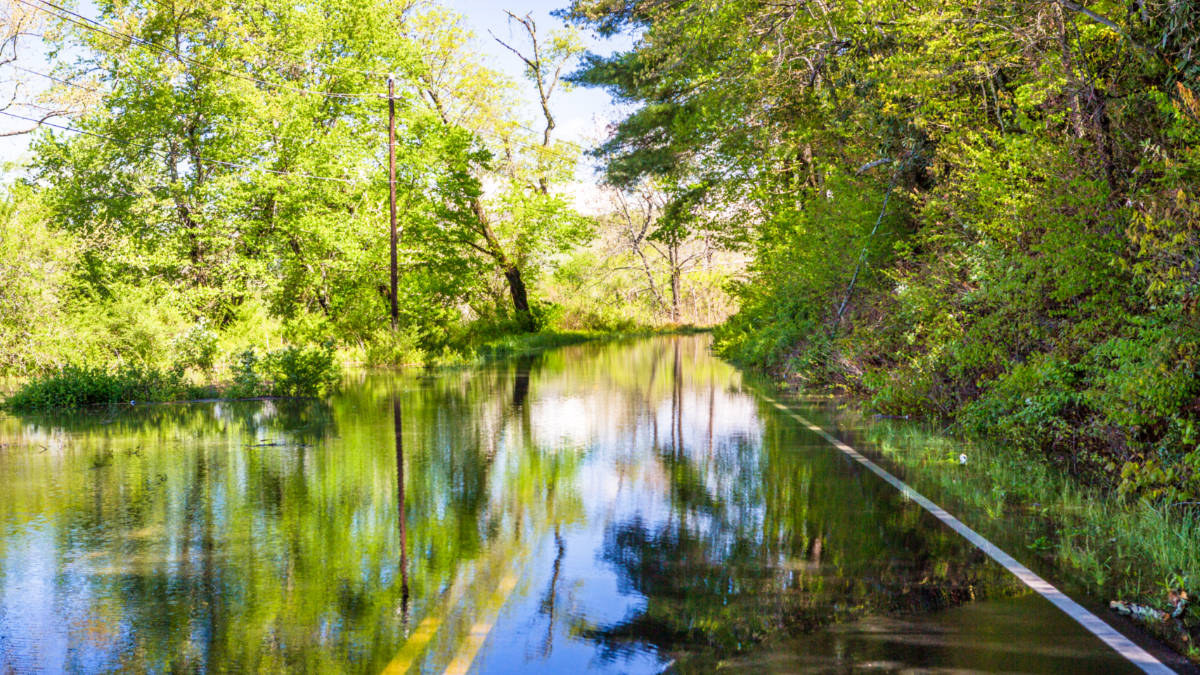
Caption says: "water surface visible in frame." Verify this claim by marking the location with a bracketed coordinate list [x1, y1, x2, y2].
[0, 336, 1142, 672]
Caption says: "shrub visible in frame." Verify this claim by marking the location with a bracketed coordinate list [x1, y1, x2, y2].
[361, 327, 424, 367]
[227, 349, 262, 399]
[3, 364, 190, 411]
[260, 342, 340, 397]
[172, 319, 219, 373]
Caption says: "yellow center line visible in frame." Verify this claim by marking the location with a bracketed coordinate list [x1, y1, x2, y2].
[441, 571, 521, 675]
[381, 572, 471, 675]
[380, 535, 535, 675]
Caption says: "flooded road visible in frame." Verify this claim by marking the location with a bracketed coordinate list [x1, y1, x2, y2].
[0, 336, 1150, 672]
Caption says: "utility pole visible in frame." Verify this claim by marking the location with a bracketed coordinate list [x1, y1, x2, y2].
[387, 75, 399, 329]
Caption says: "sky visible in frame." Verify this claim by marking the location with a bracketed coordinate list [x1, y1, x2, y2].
[443, 0, 631, 150]
[0, 0, 632, 183]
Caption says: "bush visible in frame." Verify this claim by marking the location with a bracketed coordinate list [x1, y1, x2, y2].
[3, 364, 192, 411]
[225, 343, 340, 398]
[172, 319, 219, 373]
[260, 342, 340, 397]
[361, 327, 424, 367]
[227, 349, 262, 399]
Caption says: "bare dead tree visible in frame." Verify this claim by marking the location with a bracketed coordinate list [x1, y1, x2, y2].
[0, 0, 85, 137]
[491, 11, 579, 195]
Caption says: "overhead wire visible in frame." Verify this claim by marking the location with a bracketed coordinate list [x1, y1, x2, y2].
[11, 1, 595, 154]
[7, 64, 589, 158]
[0, 108, 369, 184]
[18, 0, 594, 147]
[3, 3, 595, 206]
[7, 64, 399, 153]
[8, 64, 105, 95]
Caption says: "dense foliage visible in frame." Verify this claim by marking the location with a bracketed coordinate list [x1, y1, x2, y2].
[3, 363, 201, 410]
[4, 340, 340, 410]
[0, 0, 740, 399]
[563, 0, 1200, 501]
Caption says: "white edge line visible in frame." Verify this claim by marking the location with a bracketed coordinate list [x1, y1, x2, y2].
[762, 395, 1175, 675]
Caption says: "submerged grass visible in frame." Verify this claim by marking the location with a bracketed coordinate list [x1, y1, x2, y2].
[832, 408, 1200, 659]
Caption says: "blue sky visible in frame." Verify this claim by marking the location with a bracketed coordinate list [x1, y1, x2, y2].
[443, 0, 629, 148]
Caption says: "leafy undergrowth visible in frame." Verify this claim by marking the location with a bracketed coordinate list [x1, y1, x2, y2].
[2, 364, 211, 411]
[3, 342, 340, 411]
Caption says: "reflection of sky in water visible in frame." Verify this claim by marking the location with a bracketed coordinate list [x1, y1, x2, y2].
[0, 336, 1147, 674]
[475, 356, 765, 672]
[2, 525, 69, 672]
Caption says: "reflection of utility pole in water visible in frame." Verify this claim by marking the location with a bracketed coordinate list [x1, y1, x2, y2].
[394, 396, 409, 625]
[539, 520, 566, 657]
[508, 353, 567, 657]
[648, 345, 660, 450]
[512, 356, 535, 547]
[672, 340, 683, 459]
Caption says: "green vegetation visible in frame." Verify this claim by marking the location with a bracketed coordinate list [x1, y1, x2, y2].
[2, 364, 204, 411]
[834, 409, 1200, 657]
[561, 0, 1200, 657]
[4, 0, 1198, 659]
[4, 341, 340, 410]
[0, 0, 738, 409]
[561, 1, 1200, 501]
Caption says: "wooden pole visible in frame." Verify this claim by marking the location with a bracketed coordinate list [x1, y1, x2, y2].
[388, 75, 399, 329]
[394, 396, 408, 614]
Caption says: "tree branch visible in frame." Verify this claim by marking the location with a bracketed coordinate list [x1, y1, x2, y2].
[855, 157, 893, 175]
[1052, 0, 1152, 54]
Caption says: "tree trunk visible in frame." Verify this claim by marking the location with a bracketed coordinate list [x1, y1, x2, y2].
[505, 266, 536, 331]
[670, 268, 681, 323]
[669, 244, 682, 323]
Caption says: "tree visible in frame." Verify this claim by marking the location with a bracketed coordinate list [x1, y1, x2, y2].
[0, 0, 79, 136]
[561, 0, 1200, 500]
[26, 0, 486, 350]
[411, 7, 588, 331]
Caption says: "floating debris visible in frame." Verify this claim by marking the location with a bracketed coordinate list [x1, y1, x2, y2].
[1110, 600, 1169, 623]
[1168, 590, 1189, 619]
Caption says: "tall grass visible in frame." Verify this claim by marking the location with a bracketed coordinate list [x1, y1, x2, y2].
[842, 410, 1200, 658]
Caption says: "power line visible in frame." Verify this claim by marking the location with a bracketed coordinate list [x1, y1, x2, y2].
[7, 64, 466, 159]
[8, 65, 105, 95]
[11, 101, 74, 115]
[12, 2, 593, 155]
[9, 61, 592, 156]
[0, 109, 369, 184]
[8, 65, 398, 153]
[16, 0, 386, 101]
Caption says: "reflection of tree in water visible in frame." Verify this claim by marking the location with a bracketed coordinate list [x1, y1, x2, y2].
[2, 397, 338, 446]
[577, 341, 1019, 668]
[0, 354, 592, 673]
[588, 512, 1006, 667]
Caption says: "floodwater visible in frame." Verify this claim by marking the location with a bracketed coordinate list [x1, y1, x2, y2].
[0, 336, 1147, 673]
